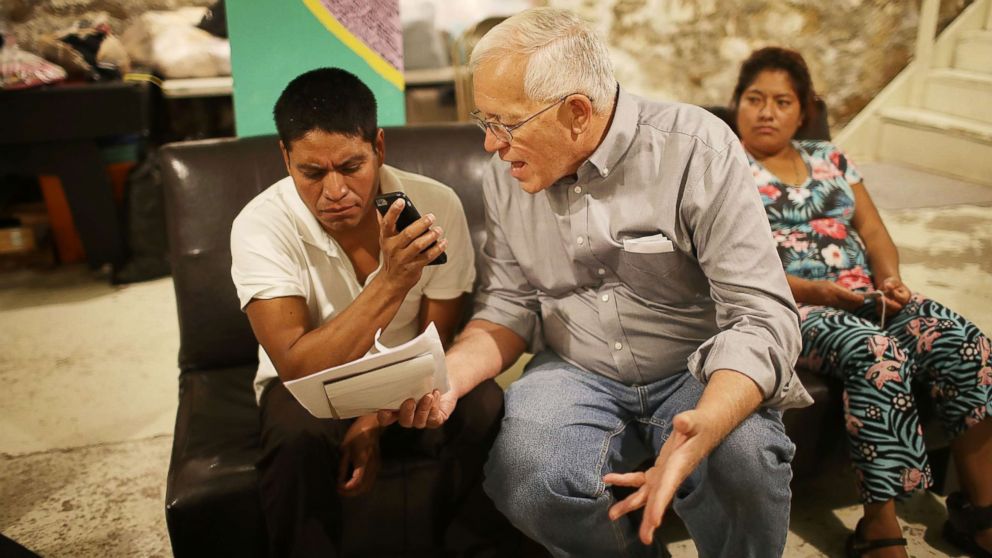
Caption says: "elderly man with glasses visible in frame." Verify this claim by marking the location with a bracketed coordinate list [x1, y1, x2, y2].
[383, 7, 811, 558]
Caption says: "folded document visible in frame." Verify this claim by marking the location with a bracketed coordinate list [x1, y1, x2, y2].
[284, 323, 448, 419]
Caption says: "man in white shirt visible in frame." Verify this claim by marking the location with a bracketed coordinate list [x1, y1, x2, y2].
[230, 68, 507, 557]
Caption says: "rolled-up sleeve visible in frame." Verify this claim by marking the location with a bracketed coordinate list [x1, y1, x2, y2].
[471, 161, 544, 351]
[231, 211, 305, 311]
[682, 140, 812, 410]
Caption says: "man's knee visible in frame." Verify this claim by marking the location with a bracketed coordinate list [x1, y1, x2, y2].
[260, 412, 346, 476]
[447, 379, 505, 447]
[707, 410, 794, 497]
[484, 417, 600, 514]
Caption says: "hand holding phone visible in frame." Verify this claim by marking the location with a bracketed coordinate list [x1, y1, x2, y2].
[375, 192, 447, 266]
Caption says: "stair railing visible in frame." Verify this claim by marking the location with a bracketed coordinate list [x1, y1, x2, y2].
[910, 0, 942, 108]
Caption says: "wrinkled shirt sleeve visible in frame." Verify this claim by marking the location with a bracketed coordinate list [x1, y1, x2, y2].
[682, 140, 812, 410]
[470, 160, 544, 352]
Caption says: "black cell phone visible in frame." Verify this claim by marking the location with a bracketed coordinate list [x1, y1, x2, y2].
[374, 192, 447, 265]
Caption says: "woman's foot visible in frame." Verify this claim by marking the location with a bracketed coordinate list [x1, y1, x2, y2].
[944, 492, 992, 557]
[847, 501, 909, 558]
[847, 517, 908, 558]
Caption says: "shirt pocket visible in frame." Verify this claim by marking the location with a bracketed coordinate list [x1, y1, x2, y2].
[618, 233, 684, 279]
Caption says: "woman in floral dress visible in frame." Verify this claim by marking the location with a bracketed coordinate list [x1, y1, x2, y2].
[732, 47, 992, 558]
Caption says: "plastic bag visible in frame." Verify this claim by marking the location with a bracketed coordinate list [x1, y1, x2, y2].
[122, 8, 230, 79]
[114, 151, 171, 284]
[0, 36, 67, 90]
[37, 21, 131, 81]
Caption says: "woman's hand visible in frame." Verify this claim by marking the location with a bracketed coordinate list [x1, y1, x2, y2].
[338, 414, 382, 497]
[808, 280, 865, 311]
[874, 276, 911, 317]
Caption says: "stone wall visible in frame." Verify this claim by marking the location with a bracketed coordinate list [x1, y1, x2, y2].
[4, 0, 974, 130]
[3, 0, 214, 54]
[546, 0, 973, 130]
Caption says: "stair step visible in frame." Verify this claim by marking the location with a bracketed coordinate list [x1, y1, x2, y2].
[879, 107, 992, 143]
[925, 69, 992, 124]
[876, 108, 992, 186]
[954, 30, 992, 73]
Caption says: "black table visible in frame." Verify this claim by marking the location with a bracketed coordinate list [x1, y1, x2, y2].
[0, 81, 151, 269]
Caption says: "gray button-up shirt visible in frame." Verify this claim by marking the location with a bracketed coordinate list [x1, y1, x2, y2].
[472, 88, 813, 410]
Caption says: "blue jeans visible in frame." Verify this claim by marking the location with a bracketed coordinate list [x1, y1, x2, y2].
[483, 351, 795, 558]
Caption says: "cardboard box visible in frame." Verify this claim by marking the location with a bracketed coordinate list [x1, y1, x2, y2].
[0, 226, 37, 255]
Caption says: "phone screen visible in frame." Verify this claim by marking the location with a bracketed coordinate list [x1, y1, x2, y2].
[374, 193, 447, 265]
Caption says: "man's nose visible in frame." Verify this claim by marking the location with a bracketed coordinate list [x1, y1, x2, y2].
[322, 173, 347, 200]
[482, 128, 507, 153]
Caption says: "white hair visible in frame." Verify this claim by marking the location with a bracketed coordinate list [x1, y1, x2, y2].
[470, 7, 617, 114]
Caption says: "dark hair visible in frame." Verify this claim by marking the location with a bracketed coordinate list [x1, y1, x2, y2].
[730, 47, 817, 125]
[273, 67, 378, 149]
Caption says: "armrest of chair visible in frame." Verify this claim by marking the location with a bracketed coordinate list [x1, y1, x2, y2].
[165, 365, 266, 558]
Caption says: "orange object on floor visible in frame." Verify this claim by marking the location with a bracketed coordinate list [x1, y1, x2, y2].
[38, 175, 86, 264]
[38, 162, 134, 264]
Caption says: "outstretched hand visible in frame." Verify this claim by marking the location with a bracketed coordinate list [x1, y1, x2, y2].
[603, 409, 715, 546]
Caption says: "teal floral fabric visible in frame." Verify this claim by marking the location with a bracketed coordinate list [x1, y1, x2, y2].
[747, 140, 873, 291]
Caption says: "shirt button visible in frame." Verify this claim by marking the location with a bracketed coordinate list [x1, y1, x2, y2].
[576, 236, 584, 246]
[601, 294, 609, 302]
[573, 185, 582, 194]
[613, 341, 623, 351]
[601, 167, 609, 177]
[597, 268, 606, 275]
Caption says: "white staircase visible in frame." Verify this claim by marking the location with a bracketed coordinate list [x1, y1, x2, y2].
[837, 0, 992, 186]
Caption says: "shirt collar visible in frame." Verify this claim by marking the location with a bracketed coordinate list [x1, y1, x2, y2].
[280, 164, 405, 256]
[583, 86, 638, 180]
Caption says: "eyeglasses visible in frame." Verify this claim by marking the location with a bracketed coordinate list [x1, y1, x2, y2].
[470, 94, 582, 144]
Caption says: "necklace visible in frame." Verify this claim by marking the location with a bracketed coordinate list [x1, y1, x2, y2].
[790, 147, 805, 186]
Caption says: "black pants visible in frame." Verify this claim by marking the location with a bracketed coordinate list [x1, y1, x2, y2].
[257, 378, 521, 558]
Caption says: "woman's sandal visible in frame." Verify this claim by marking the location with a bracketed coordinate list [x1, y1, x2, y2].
[845, 519, 907, 558]
[944, 491, 992, 558]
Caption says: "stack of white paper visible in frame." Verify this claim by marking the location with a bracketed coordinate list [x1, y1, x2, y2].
[284, 323, 448, 419]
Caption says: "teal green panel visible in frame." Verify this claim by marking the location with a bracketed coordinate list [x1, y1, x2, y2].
[227, 0, 405, 138]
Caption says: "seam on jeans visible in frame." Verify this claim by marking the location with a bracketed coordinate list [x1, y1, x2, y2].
[594, 418, 632, 498]
[636, 416, 667, 430]
[605, 490, 632, 558]
[636, 385, 648, 417]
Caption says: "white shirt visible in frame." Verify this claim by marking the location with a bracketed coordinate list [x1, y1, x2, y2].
[231, 164, 476, 401]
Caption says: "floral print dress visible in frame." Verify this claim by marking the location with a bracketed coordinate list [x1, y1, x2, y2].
[751, 140, 872, 290]
[748, 140, 992, 503]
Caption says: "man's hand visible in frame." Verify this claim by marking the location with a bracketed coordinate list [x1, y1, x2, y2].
[376, 388, 458, 429]
[604, 370, 764, 546]
[377, 198, 447, 293]
[875, 276, 910, 317]
[604, 410, 716, 545]
[338, 414, 382, 497]
[811, 280, 864, 311]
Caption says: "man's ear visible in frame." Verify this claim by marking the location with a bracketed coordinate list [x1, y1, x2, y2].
[374, 128, 386, 167]
[566, 95, 594, 135]
[279, 140, 292, 174]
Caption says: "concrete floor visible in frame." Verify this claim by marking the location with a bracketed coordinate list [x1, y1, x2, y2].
[0, 162, 990, 557]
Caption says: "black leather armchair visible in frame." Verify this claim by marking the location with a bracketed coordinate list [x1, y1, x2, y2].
[162, 126, 494, 558]
[161, 115, 948, 557]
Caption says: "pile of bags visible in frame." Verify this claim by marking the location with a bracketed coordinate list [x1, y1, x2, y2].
[121, 5, 230, 79]
[1, 2, 229, 90]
